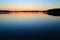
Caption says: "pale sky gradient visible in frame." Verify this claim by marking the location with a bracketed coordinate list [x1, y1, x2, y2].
[0, 0, 60, 10]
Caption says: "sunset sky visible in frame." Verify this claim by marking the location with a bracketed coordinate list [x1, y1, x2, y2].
[0, 0, 60, 10]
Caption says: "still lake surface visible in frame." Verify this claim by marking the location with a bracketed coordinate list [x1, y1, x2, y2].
[0, 12, 60, 40]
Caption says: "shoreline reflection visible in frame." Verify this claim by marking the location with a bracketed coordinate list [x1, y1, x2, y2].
[0, 12, 60, 16]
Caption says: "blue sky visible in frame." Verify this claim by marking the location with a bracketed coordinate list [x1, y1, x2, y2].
[0, 0, 60, 10]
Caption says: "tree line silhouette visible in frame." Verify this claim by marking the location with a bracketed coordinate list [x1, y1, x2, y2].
[0, 8, 60, 16]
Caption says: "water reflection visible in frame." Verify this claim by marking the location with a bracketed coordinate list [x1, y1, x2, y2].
[0, 12, 60, 16]
[46, 12, 60, 16]
[0, 12, 60, 40]
[0, 12, 11, 14]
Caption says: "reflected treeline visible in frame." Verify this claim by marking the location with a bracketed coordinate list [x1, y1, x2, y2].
[0, 10, 12, 14]
[46, 12, 60, 16]
[46, 8, 60, 16]
[0, 12, 11, 14]
[0, 8, 60, 16]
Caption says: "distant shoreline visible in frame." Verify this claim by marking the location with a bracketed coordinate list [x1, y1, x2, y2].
[0, 8, 60, 12]
[0, 8, 60, 13]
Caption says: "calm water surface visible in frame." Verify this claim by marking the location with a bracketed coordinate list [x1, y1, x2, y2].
[0, 12, 60, 40]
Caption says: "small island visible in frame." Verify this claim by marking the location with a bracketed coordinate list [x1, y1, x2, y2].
[46, 8, 60, 16]
[0, 10, 12, 12]
[46, 8, 60, 12]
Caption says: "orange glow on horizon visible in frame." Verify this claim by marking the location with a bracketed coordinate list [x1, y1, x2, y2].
[0, 7, 49, 11]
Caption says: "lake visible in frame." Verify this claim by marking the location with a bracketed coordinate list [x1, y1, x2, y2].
[0, 12, 60, 40]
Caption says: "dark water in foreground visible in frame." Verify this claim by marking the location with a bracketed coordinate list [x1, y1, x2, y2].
[0, 12, 60, 40]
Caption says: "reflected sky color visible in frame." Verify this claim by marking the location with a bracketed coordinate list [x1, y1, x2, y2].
[0, 12, 60, 30]
[0, 12, 60, 40]
[0, 0, 60, 10]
